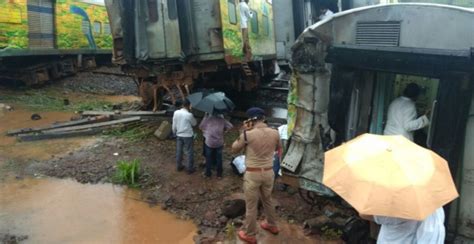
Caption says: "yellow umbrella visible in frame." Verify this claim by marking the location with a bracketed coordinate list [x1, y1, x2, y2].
[323, 134, 458, 221]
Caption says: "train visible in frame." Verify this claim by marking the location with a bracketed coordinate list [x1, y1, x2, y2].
[104, 0, 332, 110]
[0, 0, 112, 85]
[283, 3, 474, 242]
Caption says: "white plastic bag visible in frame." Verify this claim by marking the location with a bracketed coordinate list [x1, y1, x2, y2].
[232, 155, 246, 174]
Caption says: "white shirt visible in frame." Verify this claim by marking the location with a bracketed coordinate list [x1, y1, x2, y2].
[384, 96, 430, 141]
[374, 208, 445, 244]
[319, 9, 334, 21]
[278, 124, 288, 140]
[239, 2, 253, 29]
[172, 108, 197, 138]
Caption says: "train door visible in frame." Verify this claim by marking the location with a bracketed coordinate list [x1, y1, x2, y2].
[137, 0, 181, 59]
[369, 74, 440, 148]
[273, 0, 295, 61]
[27, 0, 54, 49]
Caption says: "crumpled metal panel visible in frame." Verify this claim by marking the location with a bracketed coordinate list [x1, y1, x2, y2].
[282, 8, 334, 195]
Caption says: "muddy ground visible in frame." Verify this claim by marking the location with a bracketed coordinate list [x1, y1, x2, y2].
[0, 69, 359, 243]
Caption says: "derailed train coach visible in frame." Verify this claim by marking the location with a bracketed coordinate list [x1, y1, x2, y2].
[106, 0, 279, 109]
[104, 0, 322, 109]
[282, 3, 474, 241]
[0, 0, 112, 85]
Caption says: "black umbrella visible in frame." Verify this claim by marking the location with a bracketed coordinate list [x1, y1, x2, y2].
[187, 92, 235, 114]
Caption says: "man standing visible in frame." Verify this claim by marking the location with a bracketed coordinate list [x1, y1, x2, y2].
[232, 107, 281, 244]
[199, 113, 233, 179]
[172, 99, 197, 174]
[384, 83, 430, 141]
[239, 0, 253, 61]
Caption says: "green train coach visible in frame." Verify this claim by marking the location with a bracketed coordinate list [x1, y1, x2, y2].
[0, 0, 112, 85]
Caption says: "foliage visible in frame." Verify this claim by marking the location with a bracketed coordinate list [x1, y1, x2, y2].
[113, 159, 141, 187]
[320, 226, 343, 241]
[225, 222, 236, 240]
[0, 92, 113, 112]
[104, 123, 157, 142]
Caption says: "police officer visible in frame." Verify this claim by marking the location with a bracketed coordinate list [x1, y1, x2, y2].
[232, 107, 281, 243]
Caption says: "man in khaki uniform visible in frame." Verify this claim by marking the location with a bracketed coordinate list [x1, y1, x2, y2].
[232, 107, 281, 244]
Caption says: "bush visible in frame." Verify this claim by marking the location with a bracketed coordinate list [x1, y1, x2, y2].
[113, 159, 141, 187]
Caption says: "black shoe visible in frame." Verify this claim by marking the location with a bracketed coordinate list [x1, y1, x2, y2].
[187, 168, 196, 175]
[177, 165, 185, 172]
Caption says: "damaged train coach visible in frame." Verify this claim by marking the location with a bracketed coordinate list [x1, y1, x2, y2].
[105, 0, 279, 109]
[282, 3, 474, 241]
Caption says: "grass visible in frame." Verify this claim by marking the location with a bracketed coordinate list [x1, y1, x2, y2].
[113, 159, 141, 187]
[225, 222, 236, 240]
[0, 92, 113, 112]
[321, 226, 343, 240]
[104, 122, 158, 142]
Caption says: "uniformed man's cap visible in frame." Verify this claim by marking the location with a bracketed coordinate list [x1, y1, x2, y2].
[246, 107, 265, 119]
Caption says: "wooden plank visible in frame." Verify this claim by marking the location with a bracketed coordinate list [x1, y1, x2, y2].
[18, 128, 102, 142]
[7, 115, 110, 136]
[81, 111, 166, 116]
[44, 116, 141, 133]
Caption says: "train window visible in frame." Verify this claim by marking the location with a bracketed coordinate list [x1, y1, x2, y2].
[263, 15, 269, 36]
[167, 0, 178, 20]
[250, 9, 258, 34]
[228, 0, 237, 24]
[147, 0, 158, 22]
[103, 23, 111, 35]
[93, 21, 102, 34]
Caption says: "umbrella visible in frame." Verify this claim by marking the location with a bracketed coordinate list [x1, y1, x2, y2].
[187, 92, 235, 114]
[323, 133, 458, 221]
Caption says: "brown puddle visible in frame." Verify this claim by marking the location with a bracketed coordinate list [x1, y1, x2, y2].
[0, 108, 97, 163]
[0, 178, 196, 244]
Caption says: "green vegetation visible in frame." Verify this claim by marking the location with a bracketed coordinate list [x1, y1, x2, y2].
[321, 226, 343, 240]
[113, 159, 141, 187]
[0, 92, 113, 112]
[225, 222, 236, 240]
[104, 122, 158, 142]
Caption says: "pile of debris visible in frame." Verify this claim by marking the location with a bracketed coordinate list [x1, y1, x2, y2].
[7, 110, 168, 142]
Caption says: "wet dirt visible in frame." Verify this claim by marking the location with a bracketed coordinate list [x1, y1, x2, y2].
[32, 136, 349, 243]
[0, 177, 196, 244]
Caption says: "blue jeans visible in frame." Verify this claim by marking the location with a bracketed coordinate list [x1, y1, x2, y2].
[176, 136, 194, 171]
[204, 144, 223, 177]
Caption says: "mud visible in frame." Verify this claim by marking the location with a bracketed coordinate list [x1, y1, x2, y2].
[0, 83, 350, 243]
[0, 178, 196, 243]
[31, 135, 351, 243]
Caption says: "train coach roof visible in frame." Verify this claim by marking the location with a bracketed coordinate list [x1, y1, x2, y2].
[291, 3, 474, 74]
[295, 3, 474, 51]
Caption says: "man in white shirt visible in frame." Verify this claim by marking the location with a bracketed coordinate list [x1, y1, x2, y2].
[239, 0, 253, 61]
[384, 83, 430, 141]
[172, 99, 197, 174]
[361, 207, 445, 244]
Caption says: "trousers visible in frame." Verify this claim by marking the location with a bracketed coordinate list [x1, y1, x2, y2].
[243, 170, 277, 236]
[176, 136, 194, 171]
